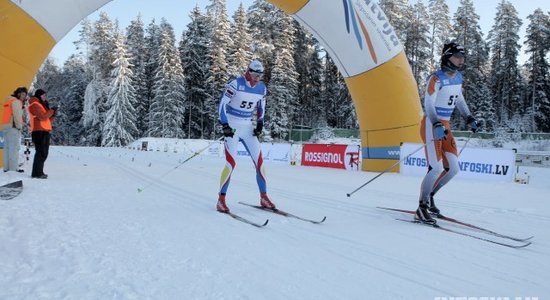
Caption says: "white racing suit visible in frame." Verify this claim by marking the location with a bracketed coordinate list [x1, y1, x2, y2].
[419, 69, 472, 204]
[218, 75, 267, 195]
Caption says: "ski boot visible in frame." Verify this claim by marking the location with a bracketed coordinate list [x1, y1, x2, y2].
[428, 193, 442, 217]
[260, 193, 276, 210]
[216, 194, 230, 213]
[415, 203, 437, 225]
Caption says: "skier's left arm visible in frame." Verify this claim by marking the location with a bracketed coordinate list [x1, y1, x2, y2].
[456, 93, 478, 133]
[256, 91, 266, 124]
[253, 90, 266, 136]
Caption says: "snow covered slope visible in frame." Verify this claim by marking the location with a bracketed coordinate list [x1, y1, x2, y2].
[1, 142, 548, 299]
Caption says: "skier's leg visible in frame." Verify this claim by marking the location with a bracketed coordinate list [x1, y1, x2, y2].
[217, 136, 239, 212]
[416, 117, 440, 224]
[241, 134, 274, 209]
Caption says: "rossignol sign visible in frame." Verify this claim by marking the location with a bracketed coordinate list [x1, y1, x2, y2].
[301, 144, 360, 171]
[399, 143, 515, 182]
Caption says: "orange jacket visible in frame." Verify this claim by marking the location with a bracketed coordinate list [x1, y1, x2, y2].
[2, 97, 24, 129]
[28, 97, 55, 132]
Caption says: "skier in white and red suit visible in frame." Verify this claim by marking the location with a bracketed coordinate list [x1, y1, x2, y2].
[215, 60, 277, 213]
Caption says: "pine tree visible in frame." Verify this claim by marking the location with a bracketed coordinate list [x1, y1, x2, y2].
[90, 12, 116, 81]
[267, 10, 298, 139]
[325, 54, 356, 129]
[452, 0, 494, 131]
[228, 3, 252, 78]
[524, 8, 550, 132]
[180, 5, 211, 139]
[144, 19, 162, 132]
[293, 21, 315, 127]
[58, 55, 87, 145]
[427, 0, 453, 71]
[88, 12, 117, 142]
[102, 31, 139, 146]
[204, 0, 231, 138]
[247, 0, 278, 84]
[306, 43, 325, 128]
[379, 0, 412, 46]
[324, 54, 341, 128]
[33, 57, 63, 99]
[488, 1, 523, 125]
[125, 14, 149, 137]
[147, 28, 186, 138]
[74, 18, 93, 61]
[82, 74, 103, 146]
[404, 0, 431, 92]
[267, 56, 290, 140]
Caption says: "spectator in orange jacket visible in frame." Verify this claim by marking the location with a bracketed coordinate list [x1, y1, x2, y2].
[27, 89, 57, 179]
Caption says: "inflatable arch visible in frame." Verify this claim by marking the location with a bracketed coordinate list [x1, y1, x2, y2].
[0, 0, 422, 171]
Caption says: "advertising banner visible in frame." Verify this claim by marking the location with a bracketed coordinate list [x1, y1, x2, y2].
[301, 144, 361, 171]
[234, 143, 291, 164]
[295, 0, 402, 77]
[399, 143, 516, 182]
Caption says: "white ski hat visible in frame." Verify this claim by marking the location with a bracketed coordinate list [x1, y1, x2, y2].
[248, 60, 264, 73]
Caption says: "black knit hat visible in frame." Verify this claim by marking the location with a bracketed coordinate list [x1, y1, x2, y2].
[441, 42, 465, 72]
[441, 42, 465, 57]
[34, 89, 47, 98]
[11, 87, 28, 97]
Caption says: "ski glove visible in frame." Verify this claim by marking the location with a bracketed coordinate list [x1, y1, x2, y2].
[466, 115, 478, 133]
[253, 121, 263, 136]
[433, 122, 448, 140]
[221, 123, 234, 138]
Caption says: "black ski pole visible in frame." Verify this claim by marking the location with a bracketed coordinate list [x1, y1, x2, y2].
[346, 140, 433, 197]
[458, 131, 474, 156]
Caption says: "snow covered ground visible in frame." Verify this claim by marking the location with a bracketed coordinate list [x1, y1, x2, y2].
[1, 139, 549, 300]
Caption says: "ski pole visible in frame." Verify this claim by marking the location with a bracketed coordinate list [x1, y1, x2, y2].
[346, 140, 433, 197]
[458, 131, 474, 156]
[137, 136, 224, 193]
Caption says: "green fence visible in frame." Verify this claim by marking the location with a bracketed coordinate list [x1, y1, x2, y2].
[287, 128, 550, 143]
[453, 131, 550, 140]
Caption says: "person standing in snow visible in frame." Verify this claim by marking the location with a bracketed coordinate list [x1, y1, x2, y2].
[216, 59, 276, 213]
[28, 89, 57, 179]
[2, 87, 27, 173]
[415, 42, 479, 224]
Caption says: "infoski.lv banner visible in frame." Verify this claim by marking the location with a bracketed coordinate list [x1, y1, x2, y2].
[399, 143, 515, 182]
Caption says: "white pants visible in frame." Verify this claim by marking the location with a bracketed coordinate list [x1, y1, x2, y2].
[2, 127, 21, 171]
[219, 121, 267, 195]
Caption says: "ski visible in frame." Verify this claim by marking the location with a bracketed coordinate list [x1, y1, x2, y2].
[0, 180, 23, 200]
[396, 218, 531, 249]
[220, 211, 269, 228]
[238, 202, 326, 224]
[377, 206, 533, 242]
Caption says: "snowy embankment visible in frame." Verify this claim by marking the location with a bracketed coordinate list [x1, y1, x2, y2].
[1, 140, 549, 300]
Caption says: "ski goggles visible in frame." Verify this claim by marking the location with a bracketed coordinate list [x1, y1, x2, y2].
[249, 67, 263, 75]
[249, 71, 263, 79]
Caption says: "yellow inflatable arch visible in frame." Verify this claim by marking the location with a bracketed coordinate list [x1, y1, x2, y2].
[0, 0, 422, 171]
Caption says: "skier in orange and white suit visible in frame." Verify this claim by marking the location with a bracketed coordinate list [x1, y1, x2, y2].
[415, 42, 479, 224]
